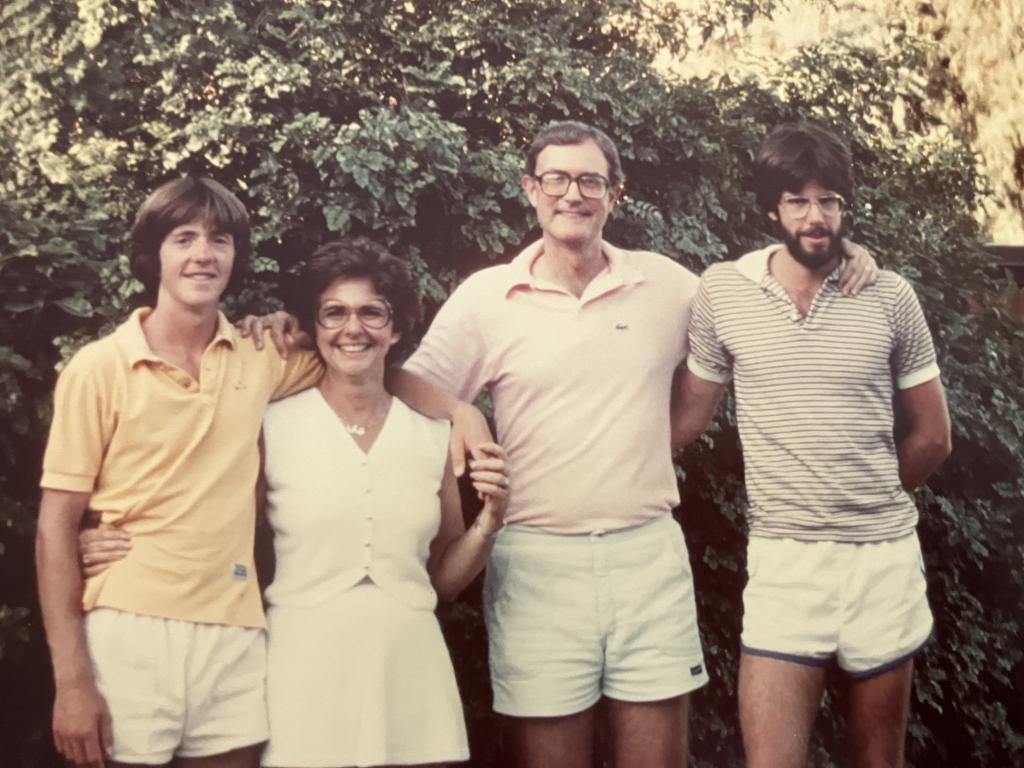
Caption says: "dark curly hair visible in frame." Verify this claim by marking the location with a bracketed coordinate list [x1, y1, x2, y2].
[130, 177, 250, 304]
[298, 237, 421, 365]
[753, 122, 854, 214]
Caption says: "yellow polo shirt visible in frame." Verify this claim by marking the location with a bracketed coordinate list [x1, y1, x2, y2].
[41, 308, 322, 628]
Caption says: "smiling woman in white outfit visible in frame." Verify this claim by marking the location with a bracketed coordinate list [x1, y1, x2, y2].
[259, 238, 508, 768]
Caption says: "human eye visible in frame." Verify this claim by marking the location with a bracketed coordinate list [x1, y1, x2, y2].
[211, 232, 234, 246]
[819, 196, 844, 213]
[319, 304, 348, 324]
[578, 175, 607, 195]
[358, 304, 390, 325]
[783, 197, 809, 207]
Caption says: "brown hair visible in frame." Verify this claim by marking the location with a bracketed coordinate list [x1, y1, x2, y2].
[753, 122, 854, 214]
[525, 121, 625, 187]
[299, 237, 421, 365]
[130, 177, 250, 302]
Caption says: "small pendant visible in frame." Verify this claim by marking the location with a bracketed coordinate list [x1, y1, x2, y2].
[344, 423, 366, 436]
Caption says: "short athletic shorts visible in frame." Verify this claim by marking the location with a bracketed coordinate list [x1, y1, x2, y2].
[741, 533, 933, 677]
[85, 608, 268, 764]
[484, 514, 708, 717]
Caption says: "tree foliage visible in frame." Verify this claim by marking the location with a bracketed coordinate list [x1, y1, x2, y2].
[1, 1, 1021, 765]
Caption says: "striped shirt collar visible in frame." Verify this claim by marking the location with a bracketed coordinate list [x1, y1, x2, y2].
[736, 244, 845, 288]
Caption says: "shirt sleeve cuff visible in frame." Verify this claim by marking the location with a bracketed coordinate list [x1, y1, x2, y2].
[897, 363, 941, 390]
[686, 356, 733, 384]
[40, 471, 95, 493]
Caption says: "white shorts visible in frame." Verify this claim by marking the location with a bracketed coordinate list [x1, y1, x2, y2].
[484, 514, 708, 717]
[741, 534, 933, 677]
[84, 608, 268, 764]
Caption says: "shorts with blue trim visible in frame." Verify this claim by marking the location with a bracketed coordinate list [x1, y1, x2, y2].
[483, 514, 708, 717]
[740, 533, 933, 677]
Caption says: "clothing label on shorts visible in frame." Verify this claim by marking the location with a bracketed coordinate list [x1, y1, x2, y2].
[232, 563, 248, 580]
[690, 664, 703, 677]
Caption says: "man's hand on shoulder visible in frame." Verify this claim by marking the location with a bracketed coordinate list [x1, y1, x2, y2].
[53, 679, 113, 768]
[838, 239, 879, 296]
[236, 311, 310, 358]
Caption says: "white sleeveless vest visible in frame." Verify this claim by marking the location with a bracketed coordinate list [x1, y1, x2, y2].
[262, 389, 449, 611]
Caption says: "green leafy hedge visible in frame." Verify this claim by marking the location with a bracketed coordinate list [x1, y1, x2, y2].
[1, 2, 1021, 765]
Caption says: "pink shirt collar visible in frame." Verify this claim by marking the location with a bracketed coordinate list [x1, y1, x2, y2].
[503, 239, 646, 301]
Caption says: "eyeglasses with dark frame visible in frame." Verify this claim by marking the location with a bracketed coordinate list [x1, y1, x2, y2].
[532, 171, 612, 199]
[780, 194, 846, 219]
[316, 300, 393, 330]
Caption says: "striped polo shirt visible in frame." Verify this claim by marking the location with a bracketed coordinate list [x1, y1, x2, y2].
[687, 245, 940, 543]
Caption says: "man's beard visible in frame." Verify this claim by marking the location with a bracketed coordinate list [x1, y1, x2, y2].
[780, 220, 845, 271]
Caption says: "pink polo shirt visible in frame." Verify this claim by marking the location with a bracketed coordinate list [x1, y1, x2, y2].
[404, 239, 700, 533]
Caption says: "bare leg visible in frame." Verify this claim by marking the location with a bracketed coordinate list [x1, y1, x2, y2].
[845, 659, 914, 768]
[509, 707, 596, 768]
[739, 653, 827, 768]
[606, 694, 689, 768]
[175, 743, 263, 768]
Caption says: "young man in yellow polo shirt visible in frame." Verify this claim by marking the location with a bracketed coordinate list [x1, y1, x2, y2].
[36, 178, 323, 768]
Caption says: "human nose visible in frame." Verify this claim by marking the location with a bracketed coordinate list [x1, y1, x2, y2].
[562, 178, 585, 201]
[804, 199, 826, 223]
[339, 309, 364, 333]
[192, 237, 215, 261]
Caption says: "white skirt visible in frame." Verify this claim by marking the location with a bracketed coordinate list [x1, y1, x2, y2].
[262, 582, 469, 767]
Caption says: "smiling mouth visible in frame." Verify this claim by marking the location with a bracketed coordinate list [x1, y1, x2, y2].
[337, 343, 372, 353]
[185, 273, 219, 280]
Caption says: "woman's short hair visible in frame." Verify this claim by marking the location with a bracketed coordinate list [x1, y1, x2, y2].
[525, 120, 625, 187]
[298, 237, 421, 364]
[129, 177, 250, 302]
[753, 122, 854, 213]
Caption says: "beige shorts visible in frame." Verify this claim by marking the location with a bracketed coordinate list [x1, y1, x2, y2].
[741, 534, 933, 677]
[85, 608, 268, 764]
[484, 514, 708, 717]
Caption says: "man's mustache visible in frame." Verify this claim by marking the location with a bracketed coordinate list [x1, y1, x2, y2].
[799, 227, 832, 238]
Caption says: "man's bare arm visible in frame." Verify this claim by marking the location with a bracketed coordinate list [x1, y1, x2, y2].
[36, 489, 113, 767]
[896, 378, 952, 490]
[670, 366, 729, 451]
[388, 367, 494, 477]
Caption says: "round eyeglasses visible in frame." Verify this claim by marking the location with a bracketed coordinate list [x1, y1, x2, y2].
[533, 172, 612, 199]
[316, 300, 393, 330]
[780, 194, 846, 219]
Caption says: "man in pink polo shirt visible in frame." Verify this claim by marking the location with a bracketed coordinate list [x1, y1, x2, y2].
[391, 121, 877, 766]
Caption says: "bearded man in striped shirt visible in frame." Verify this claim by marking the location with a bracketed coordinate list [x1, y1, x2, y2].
[673, 122, 952, 768]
